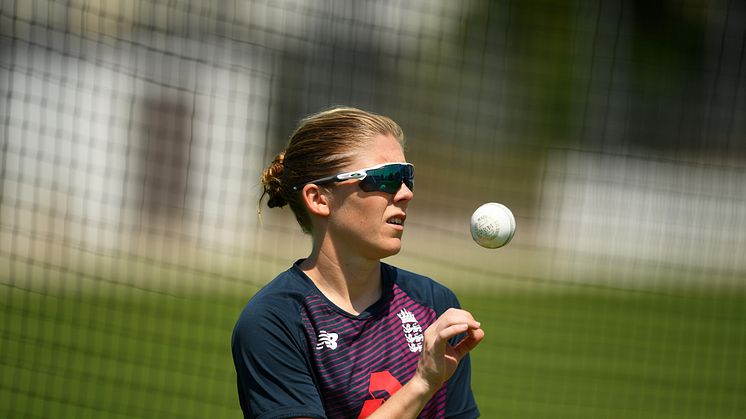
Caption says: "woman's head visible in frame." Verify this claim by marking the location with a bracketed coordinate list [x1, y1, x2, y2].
[260, 106, 405, 233]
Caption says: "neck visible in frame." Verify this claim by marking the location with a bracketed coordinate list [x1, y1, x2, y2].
[300, 242, 382, 316]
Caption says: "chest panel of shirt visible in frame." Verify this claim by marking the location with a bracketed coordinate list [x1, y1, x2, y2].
[300, 283, 440, 418]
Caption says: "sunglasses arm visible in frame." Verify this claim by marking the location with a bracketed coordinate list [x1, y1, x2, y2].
[291, 171, 367, 191]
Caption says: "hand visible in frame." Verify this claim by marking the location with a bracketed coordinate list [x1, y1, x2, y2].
[411, 308, 485, 394]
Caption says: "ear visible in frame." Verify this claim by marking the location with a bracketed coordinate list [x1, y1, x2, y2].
[301, 184, 331, 217]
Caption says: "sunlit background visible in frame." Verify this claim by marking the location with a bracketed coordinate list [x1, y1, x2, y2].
[2, 1, 744, 418]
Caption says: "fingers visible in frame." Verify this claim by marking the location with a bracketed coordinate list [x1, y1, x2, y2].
[432, 308, 484, 353]
[434, 309, 480, 337]
[437, 323, 471, 341]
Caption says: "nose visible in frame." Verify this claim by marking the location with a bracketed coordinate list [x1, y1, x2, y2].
[394, 182, 414, 202]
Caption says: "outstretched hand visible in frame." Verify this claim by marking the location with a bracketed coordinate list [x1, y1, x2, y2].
[412, 308, 485, 394]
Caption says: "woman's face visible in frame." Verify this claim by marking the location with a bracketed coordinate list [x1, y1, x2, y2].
[325, 134, 414, 261]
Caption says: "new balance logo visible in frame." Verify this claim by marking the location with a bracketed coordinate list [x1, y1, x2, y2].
[397, 308, 423, 353]
[315, 330, 339, 350]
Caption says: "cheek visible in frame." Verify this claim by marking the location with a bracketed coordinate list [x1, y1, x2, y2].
[331, 193, 389, 233]
[332, 202, 371, 232]
[353, 205, 381, 231]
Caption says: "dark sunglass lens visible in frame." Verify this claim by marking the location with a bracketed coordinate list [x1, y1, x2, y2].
[359, 173, 397, 193]
[403, 165, 414, 191]
[358, 164, 414, 194]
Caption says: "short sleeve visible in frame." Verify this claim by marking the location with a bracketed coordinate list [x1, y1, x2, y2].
[232, 300, 326, 419]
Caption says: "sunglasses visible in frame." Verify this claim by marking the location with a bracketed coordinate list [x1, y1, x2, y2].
[293, 162, 414, 194]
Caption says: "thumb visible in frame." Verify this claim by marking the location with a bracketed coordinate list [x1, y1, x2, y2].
[452, 327, 485, 359]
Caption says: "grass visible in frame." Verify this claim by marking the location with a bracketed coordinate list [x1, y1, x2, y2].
[1, 282, 744, 418]
[466, 289, 745, 418]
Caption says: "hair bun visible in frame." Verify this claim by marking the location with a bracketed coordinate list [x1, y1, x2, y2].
[261, 151, 287, 208]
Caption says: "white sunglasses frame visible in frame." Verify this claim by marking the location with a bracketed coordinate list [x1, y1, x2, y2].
[291, 162, 413, 192]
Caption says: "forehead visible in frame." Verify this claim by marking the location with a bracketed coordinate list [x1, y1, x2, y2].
[346, 134, 406, 169]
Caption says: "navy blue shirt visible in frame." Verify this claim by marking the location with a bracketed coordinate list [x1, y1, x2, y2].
[232, 261, 479, 419]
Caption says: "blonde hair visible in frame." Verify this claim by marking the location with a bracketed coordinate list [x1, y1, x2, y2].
[260, 106, 405, 233]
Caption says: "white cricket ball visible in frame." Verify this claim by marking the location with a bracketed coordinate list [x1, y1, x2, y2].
[470, 203, 516, 249]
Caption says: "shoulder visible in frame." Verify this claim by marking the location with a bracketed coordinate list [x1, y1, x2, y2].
[233, 264, 314, 344]
[382, 263, 461, 314]
[231, 265, 327, 419]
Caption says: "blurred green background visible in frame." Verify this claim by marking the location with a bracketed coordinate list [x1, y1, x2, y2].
[2, 0, 745, 417]
[3, 283, 744, 418]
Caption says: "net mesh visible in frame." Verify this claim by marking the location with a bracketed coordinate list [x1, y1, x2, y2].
[2, 1, 745, 418]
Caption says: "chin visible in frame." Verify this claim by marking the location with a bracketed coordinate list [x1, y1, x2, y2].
[365, 243, 402, 260]
[383, 248, 401, 258]
[379, 242, 403, 259]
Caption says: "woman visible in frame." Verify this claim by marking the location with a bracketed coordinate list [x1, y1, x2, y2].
[232, 107, 484, 419]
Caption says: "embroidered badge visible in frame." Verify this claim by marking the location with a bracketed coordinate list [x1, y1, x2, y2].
[397, 308, 423, 353]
